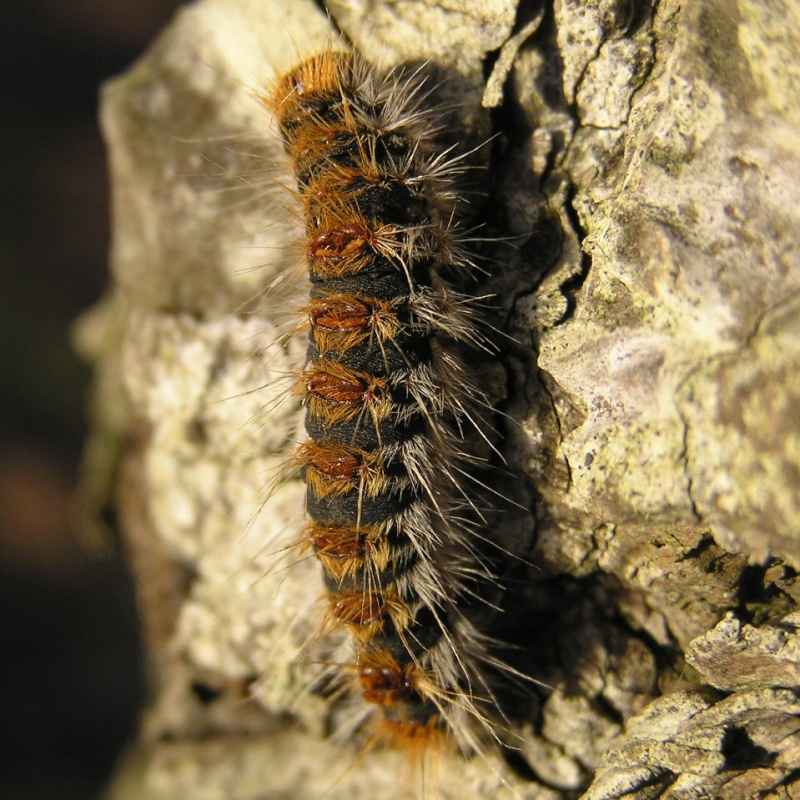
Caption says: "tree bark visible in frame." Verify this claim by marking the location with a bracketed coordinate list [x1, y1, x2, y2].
[78, 0, 800, 797]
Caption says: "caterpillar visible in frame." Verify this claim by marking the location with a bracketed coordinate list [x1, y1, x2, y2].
[265, 50, 509, 761]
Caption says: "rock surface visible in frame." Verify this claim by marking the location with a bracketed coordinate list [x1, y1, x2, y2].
[79, 0, 800, 797]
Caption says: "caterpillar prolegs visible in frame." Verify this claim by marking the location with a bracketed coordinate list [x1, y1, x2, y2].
[266, 51, 511, 758]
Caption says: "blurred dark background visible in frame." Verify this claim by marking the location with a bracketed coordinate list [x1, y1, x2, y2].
[0, 2, 183, 798]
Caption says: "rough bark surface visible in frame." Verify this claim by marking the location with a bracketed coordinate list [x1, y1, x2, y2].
[78, 0, 800, 797]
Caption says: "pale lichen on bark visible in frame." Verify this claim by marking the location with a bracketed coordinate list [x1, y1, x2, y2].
[78, 0, 800, 797]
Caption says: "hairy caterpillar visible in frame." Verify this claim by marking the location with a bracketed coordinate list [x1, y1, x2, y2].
[265, 50, 511, 761]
